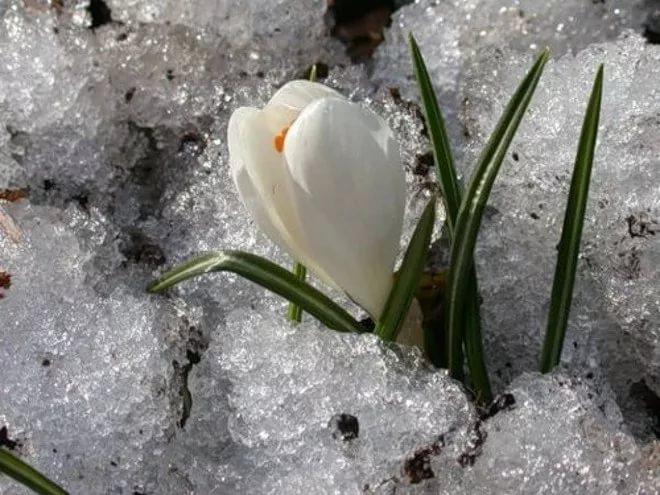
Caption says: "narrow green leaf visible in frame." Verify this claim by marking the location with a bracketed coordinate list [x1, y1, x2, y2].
[540, 65, 603, 373]
[462, 279, 491, 402]
[0, 449, 68, 495]
[446, 49, 550, 379]
[409, 34, 461, 229]
[286, 262, 307, 323]
[376, 196, 436, 342]
[409, 33, 492, 401]
[148, 250, 365, 334]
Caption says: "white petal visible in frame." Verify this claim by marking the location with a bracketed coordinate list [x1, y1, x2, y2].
[284, 97, 406, 317]
[227, 107, 259, 181]
[227, 108, 281, 244]
[265, 80, 343, 123]
[227, 107, 302, 256]
[227, 106, 338, 286]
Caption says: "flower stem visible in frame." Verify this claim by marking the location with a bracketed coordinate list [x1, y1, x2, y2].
[287, 261, 307, 323]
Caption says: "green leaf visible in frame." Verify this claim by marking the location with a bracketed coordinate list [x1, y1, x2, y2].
[540, 65, 603, 373]
[409, 34, 461, 229]
[462, 278, 491, 402]
[376, 196, 436, 342]
[0, 449, 68, 495]
[286, 261, 307, 323]
[148, 250, 365, 334]
[409, 33, 492, 402]
[445, 49, 550, 379]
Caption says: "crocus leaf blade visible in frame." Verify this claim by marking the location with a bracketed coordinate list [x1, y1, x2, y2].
[409, 33, 461, 229]
[409, 32, 492, 401]
[540, 65, 603, 373]
[0, 449, 69, 495]
[376, 196, 436, 342]
[148, 250, 365, 334]
[463, 275, 492, 403]
[286, 261, 307, 323]
[446, 49, 550, 378]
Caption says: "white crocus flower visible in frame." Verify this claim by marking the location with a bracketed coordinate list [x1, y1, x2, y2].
[227, 80, 405, 319]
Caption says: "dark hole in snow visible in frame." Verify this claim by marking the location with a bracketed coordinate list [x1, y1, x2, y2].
[359, 316, 375, 331]
[414, 151, 433, 176]
[328, 413, 359, 441]
[329, 0, 413, 61]
[70, 193, 90, 211]
[125, 87, 136, 103]
[0, 426, 20, 450]
[178, 130, 207, 157]
[629, 380, 660, 437]
[88, 0, 113, 29]
[643, 10, 660, 44]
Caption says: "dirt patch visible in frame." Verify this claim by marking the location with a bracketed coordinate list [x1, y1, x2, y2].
[0, 271, 12, 299]
[403, 438, 443, 483]
[0, 189, 28, 202]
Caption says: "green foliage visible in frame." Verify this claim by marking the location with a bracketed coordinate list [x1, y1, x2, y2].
[287, 262, 307, 323]
[540, 65, 603, 373]
[445, 49, 549, 379]
[409, 33, 492, 402]
[148, 251, 366, 334]
[0, 449, 68, 495]
[376, 196, 436, 342]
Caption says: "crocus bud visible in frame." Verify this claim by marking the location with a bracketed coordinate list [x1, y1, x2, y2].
[227, 80, 405, 318]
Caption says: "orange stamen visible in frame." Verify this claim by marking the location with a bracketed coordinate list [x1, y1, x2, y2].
[274, 126, 289, 153]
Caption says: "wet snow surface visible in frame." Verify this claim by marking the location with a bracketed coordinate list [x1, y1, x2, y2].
[0, 0, 658, 493]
